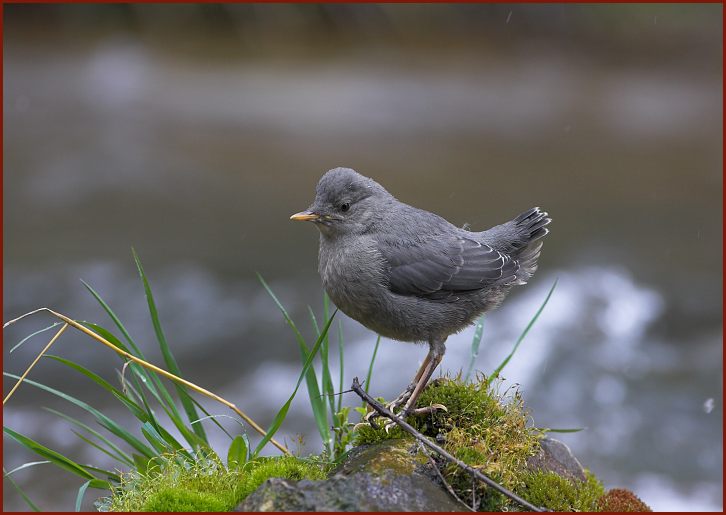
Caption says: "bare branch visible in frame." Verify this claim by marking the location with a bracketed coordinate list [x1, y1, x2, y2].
[418, 441, 475, 511]
[351, 377, 548, 512]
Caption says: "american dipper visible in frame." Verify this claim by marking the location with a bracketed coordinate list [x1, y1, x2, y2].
[291, 167, 551, 421]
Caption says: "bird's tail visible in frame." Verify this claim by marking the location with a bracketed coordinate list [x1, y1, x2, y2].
[511, 207, 551, 285]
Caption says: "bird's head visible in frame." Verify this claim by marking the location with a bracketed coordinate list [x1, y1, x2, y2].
[290, 167, 393, 237]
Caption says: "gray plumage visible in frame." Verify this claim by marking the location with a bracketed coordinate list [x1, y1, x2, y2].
[291, 167, 551, 417]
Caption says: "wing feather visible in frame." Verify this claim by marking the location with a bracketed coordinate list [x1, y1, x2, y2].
[382, 234, 520, 300]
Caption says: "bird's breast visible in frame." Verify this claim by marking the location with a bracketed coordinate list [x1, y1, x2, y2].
[318, 236, 387, 323]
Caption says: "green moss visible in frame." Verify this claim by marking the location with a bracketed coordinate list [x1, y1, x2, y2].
[350, 376, 544, 511]
[352, 421, 407, 446]
[236, 456, 328, 500]
[107, 376, 609, 512]
[519, 469, 605, 512]
[105, 453, 327, 512]
[416, 377, 542, 510]
[143, 488, 232, 512]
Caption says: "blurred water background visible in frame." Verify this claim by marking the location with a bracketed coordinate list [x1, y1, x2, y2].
[3, 4, 722, 511]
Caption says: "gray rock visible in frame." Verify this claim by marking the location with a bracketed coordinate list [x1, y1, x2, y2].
[237, 439, 467, 512]
[236, 472, 467, 512]
[526, 438, 586, 482]
[237, 437, 590, 511]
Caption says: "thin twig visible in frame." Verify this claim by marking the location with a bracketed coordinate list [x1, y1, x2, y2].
[351, 377, 548, 512]
[4, 308, 291, 456]
[417, 441, 475, 512]
[3, 323, 69, 404]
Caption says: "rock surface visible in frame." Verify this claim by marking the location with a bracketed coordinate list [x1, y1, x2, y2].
[236, 472, 467, 512]
[526, 437, 586, 481]
[237, 437, 587, 511]
[237, 439, 466, 512]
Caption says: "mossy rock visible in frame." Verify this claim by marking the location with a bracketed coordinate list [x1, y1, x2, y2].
[237, 439, 467, 512]
[104, 377, 645, 512]
[526, 438, 586, 481]
[347, 376, 616, 512]
[332, 438, 427, 477]
[104, 454, 327, 512]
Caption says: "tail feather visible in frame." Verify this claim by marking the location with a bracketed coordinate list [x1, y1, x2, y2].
[512, 207, 551, 285]
[514, 207, 551, 241]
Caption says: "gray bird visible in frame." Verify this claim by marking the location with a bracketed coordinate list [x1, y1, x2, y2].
[291, 167, 551, 421]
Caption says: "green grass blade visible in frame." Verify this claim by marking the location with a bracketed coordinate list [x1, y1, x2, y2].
[10, 322, 62, 353]
[258, 273, 329, 452]
[4, 461, 51, 477]
[464, 316, 485, 383]
[146, 396, 207, 455]
[140, 422, 173, 454]
[45, 407, 134, 466]
[364, 335, 382, 395]
[150, 423, 194, 459]
[190, 398, 234, 441]
[307, 305, 334, 453]
[81, 319, 182, 430]
[227, 435, 249, 470]
[321, 294, 336, 417]
[297, 312, 329, 453]
[3, 466, 41, 512]
[83, 280, 187, 441]
[541, 427, 586, 433]
[78, 465, 119, 483]
[336, 319, 345, 413]
[489, 279, 558, 382]
[4, 427, 96, 480]
[81, 281, 186, 441]
[71, 429, 132, 470]
[251, 309, 338, 458]
[138, 421, 194, 462]
[3, 373, 155, 459]
[132, 454, 151, 475]
[80, 280, 145, 358]
[132, 248, 208, 444]
[75, 478, 111, 512]
[75, 480, 92, 512]
[53, 352, 195, 455]
[256, 272, 307, 343]
[44, 355, 148, 421]
[80, 322, 169, 413]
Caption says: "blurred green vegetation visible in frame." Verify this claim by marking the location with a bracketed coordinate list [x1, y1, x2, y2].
[6, 3, 721, 63]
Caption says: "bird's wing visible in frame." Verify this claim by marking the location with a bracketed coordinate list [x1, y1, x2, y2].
[379, 234, 520, 300]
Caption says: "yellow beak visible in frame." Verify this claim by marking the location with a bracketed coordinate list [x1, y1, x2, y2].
[290, 210, 320, 222]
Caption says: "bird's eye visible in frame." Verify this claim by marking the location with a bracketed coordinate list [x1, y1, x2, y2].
[340, 202, 351, 212]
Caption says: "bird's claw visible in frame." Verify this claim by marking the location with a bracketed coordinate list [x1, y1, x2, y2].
[359, 383, 447, 432]
[359, 402, 448, 434]
[410, 403, 448, 416]
[362, 388, 413, 426]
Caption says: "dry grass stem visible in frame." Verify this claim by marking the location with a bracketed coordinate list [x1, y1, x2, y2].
[3, 307, 291, 455]
[3, 323, 69, 405]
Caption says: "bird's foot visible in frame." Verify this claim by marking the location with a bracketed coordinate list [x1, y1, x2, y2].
[362, 384, 415, 426]
[380, 403, 448, 433]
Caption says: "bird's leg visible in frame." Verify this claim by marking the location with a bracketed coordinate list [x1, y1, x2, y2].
[399, 337, 446, 417]
[379, 338, 446, 431]
[363, 347, 433, 425]
[387, 351, 433, 411]
[372, 338, 448, 431]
